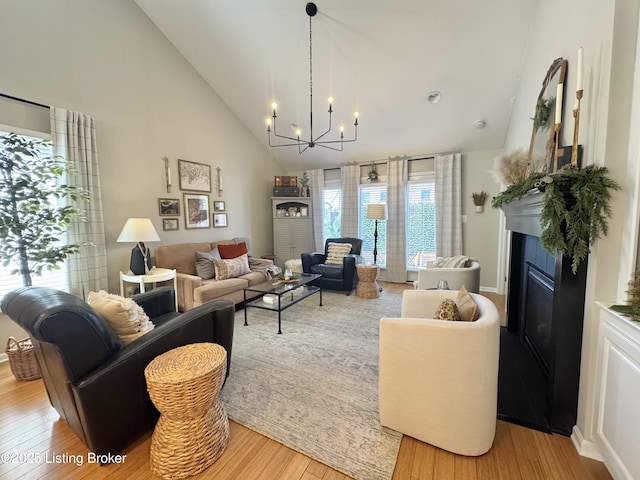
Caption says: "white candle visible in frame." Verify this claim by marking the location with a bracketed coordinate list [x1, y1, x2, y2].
[167, 167, 171, 186]
[556, 83, 563, 124]
[577, 47, 584, 92]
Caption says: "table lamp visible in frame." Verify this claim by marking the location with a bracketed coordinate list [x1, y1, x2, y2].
[117, 218, 161, 275]
[366, 204, 387, 265]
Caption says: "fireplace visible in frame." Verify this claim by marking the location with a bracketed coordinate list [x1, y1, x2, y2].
[502, 192, 588, 435]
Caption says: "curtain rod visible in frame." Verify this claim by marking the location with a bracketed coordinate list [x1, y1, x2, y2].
[0, 93, 49, 110]
[324, 156, 435, 172]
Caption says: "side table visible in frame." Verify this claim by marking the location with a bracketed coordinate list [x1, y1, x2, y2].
[145, 343, 230, 479]
[120, 268, 177, 311]
[356, 264, 380, 299]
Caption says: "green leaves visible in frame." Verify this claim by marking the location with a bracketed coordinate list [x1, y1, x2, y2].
[0, 132, 90, 286]
[494, 164, 620, 275]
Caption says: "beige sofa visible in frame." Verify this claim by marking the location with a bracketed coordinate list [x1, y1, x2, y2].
[154, 239, 268, 311]
[379, 289, 500, 456]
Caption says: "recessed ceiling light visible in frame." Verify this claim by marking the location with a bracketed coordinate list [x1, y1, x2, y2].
[427, 91, 442, 104]
[473, 120, 486, 129]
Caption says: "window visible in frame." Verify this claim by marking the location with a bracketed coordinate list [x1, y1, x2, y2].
[360, 185, 387, 266]
[0, 130, 69, 298]
[407, 181, 436, 269]
[323, 187, 342, 242]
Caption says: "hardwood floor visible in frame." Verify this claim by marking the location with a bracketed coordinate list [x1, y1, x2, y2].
[0, 284, 611, 480]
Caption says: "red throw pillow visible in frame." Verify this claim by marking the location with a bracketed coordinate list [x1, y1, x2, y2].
[218, 241, 248, 259]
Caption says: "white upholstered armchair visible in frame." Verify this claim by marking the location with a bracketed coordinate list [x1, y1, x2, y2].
[379, 289, 500, 456]
[413, 260, 481, 293]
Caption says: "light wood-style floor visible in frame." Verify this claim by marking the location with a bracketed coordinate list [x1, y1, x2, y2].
[0, 283, 611, 480]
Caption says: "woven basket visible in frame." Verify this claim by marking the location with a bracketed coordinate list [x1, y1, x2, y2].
[5, 337, 41, 381]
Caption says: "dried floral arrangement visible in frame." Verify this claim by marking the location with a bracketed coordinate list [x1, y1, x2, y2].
[472, 191, 488, 206]
[491, 149, 545, 186]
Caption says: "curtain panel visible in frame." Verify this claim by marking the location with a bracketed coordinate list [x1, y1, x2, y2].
[310, 169, 325, 251]
[386, 158, 408, 282]
[50, 108, 108, 298]
[340, 165, 360, 238]
[435, 153, 462, 258]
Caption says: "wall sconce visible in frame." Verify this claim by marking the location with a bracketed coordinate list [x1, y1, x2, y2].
[216, 167, 223, 197]
[163, 156, 172, 193]
[472, 191, 488, 213]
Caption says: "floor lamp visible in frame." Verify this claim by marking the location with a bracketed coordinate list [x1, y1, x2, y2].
[366, 204, 387, 265]
[117, 218, 161, 275]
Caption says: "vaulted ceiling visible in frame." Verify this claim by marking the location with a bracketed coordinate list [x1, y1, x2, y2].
[134, 0, 537, 171]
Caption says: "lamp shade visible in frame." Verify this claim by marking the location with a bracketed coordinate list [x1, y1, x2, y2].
[116, 218, 161, 243]
[366, 204, 387, 220]
[117, 218, 160, 274]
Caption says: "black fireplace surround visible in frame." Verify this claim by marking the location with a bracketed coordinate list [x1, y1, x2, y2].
[502, 191, 587, 435]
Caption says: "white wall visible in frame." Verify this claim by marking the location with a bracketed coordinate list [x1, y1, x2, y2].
[0, 0, 284, 352]
[504, 0, 640, 457]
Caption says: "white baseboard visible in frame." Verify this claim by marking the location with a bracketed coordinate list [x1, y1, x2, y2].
[479, 286, 498, 293]
[571, 426, 604, 462]
[0, 353, 8, 363]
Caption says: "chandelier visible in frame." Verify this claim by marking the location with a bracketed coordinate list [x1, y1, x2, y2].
[266, 2, 359, 154]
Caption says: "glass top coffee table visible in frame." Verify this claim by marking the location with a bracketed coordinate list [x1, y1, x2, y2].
[243, 273, 322, 334]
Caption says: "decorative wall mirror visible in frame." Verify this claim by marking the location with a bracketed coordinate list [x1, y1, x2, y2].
[529, 58, 567, 172]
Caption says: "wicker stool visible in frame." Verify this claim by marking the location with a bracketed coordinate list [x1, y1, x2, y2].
[356, 264, 380, 299]
[145, 343, 230, 479]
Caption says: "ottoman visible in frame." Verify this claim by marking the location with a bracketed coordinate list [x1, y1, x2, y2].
[145, 343, 230, 479]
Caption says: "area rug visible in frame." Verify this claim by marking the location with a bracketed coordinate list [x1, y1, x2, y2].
[219, 289, 403, 480]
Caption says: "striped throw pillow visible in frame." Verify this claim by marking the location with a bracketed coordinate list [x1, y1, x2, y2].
[325, 242, 352, 265]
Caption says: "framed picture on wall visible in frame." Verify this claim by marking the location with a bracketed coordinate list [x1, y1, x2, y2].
[178, 159, 212, 192]
[213, 201, 226, 211]
[162, 218, 179, 231]
[158, 198, 180, 216]
[184, 193, 211, 229]
[213, 213, 228, 228]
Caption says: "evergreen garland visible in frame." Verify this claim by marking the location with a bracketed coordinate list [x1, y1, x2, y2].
[492, 165, 620, 274]
[610, 268, 640, 322]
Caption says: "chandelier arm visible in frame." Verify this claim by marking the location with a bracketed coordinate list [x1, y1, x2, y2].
[265, 2, 358, 154]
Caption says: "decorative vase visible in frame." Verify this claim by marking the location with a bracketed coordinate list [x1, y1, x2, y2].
[475, 205, 484, 213]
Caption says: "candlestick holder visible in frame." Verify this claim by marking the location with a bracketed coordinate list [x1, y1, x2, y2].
[216, 167, 223, 197]
[552, 123, 562, 172]
[571, 89, 583, 168]
[163, 156, 172, 193]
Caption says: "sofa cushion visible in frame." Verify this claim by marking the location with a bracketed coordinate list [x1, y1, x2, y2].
[155, 242, 213, 276]
[87, 291, 155, 344]
[310, 263, 345, 279]
[455, 286, 480, 321]
[213, 253, 251, 280]
[434, 298, 460, 321]
[218, 241, 248, 259]
[326, 242, 352, 265]
[194, 248, 221, 279]
[433, 255, 471, 268]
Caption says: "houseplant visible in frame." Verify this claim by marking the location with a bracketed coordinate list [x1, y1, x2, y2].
[0, 133, 89, 286]
[492, 164, 620, 274]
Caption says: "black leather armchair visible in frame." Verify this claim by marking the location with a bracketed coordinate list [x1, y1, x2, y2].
[0, 286, 235, 455]
[301, 237, 364, 295]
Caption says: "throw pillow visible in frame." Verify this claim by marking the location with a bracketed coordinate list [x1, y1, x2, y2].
[455, 285, 480, 321]
[194, 248, 221, 279]
[218, 241, 248, 259]
[87, 290, 155, 345]
[212, 253, 251, 280]
[434, 298, 460, 321]
[325, 242, 352, 265]
[433, 255, 471, 268]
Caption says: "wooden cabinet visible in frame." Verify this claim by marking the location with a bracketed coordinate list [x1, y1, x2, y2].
[272, 197, 314, 269]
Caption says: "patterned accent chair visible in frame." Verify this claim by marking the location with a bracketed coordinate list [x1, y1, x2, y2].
[301, 237, 364, 295]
